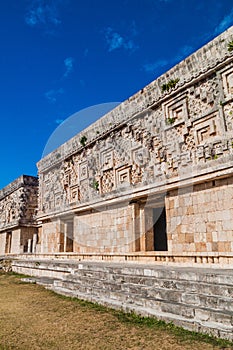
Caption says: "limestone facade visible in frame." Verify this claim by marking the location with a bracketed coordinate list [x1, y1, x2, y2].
[0, 175, 38, 255]
[1, 27, 233, 259]
[36, 27, 233, 256]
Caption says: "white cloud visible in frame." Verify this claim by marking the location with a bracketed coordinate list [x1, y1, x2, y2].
[44, 88, 64, 103]
[55, 119, 64, 125]
[214, 7, 233, 35]
[174, 45, 194, 61]
[143, 59, 169, 73]
[63, 57, 74, 78]
[104, 27, 138, 52]
[25, 0, 61, 28]
[129, 20, 138, 37]
[143, 45, 194, 75]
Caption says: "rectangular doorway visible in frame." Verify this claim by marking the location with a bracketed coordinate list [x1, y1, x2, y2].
[153, 207, 168, 251]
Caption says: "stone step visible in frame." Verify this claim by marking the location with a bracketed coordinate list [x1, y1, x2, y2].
[54, 277, 233, 313]
[14, 260, 233, 301]
[69, 268, 233, 290]
[12, 260, 233, 286]
[11, 259, 233, 341]
[65, 270, 233, 298]
[69, 263, 233, 286]
[48, 280, 233, 340]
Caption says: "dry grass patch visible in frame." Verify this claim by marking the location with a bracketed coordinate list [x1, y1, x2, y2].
[0, 272, 232, 350]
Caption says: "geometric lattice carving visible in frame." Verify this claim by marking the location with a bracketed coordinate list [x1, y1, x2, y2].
[114, 139, 131, 167]
[131, 163, 142, 184]
[184, 128, 195, 151]
[101, 170, 115, 194]
[165, 122, 187, 153]
[188, 74, 218, 119]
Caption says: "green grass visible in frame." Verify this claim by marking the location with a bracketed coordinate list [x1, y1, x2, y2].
[1, 271, 232, 350]
[50, 288, 233, 349]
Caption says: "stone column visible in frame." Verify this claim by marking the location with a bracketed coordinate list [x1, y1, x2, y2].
[32, 233, 38, 253]
[129, 202, 140, 252]
[27, 239, 32, 253]
[144, 207, 154, 251]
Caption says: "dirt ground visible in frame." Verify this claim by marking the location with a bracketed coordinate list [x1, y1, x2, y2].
[0, 272, 231, 350]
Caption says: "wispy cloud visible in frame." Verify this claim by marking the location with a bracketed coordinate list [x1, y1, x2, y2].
[104, 27, 138, 52]
[25, 0, 61, 28]
[63, 57, 74, 78]
[44, 88, 64, 103]
[214, 7, 233, 35]
[55, 118, 64, 124]
[174, 45, 194, 61]
[143, 45, 194, 75]
[143, 59, 169, 73]
[129, 20, 138, 37]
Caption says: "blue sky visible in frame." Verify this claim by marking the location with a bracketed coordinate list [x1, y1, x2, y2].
[0, 0, 233, 189]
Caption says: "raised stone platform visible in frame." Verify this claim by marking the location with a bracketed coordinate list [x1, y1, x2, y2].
[11, 258, 233, 341]
[8, 252, 233, 268]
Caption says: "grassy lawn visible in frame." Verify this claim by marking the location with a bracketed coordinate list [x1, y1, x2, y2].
[0, 272, 232, 350]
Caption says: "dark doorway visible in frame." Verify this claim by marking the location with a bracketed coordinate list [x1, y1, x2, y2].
[153, 207, 168, 251]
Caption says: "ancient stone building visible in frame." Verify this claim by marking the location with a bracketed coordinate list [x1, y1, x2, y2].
[35, 26, 233, 261]
[0, 175, 38, 255]
[1, 27, 233, 342]
[0, 27, 233, 262]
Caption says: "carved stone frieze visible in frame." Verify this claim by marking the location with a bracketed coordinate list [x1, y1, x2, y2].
[0, 175, 38, 230]
[222, 66, 233, 98]
[223, 101, 233, 131]
[36, 27, 233, 216]
[193, 111, 222, 145]
[101, 169, 115, 194]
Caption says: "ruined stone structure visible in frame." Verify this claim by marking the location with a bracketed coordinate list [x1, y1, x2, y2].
[0, 175, 38, 255]
[36, 27, 233, 262]
[1, 27, 233, 342]
[0, 27, 233, 263]
[11, 259, 233, 341]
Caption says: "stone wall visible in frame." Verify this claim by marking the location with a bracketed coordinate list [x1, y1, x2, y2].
[0, 175, 38, 230]
[37, 27, 233, 175]
[167, 177, 233, 253]
[36, 26, 233, 255]
[0, 233, 6, 254]
[73, 204, 136, 253]
[0, 175, 38, 254]
[11, 258, 233, 341]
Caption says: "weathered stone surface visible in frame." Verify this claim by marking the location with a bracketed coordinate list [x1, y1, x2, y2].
[35, 26, 233, 256]
[0, 175, 38, 254]
[1, 28, 233, 259]
[11, 259, 233, 341]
